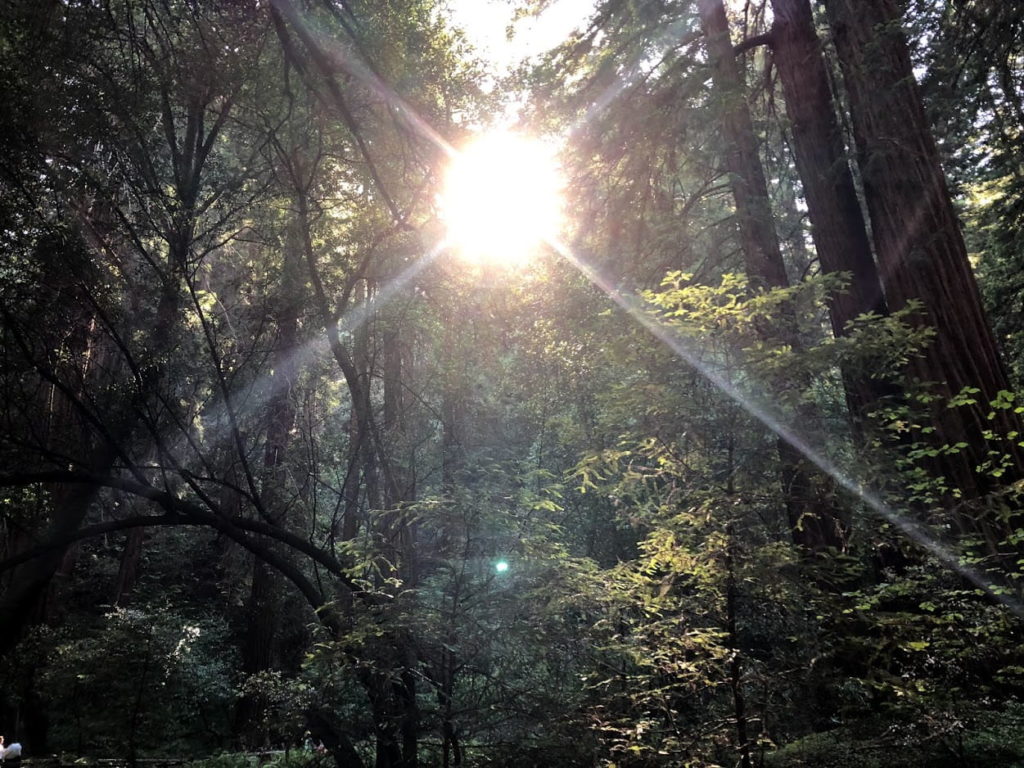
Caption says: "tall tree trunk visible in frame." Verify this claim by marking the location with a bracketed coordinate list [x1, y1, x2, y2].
[768, 0, 892, 426]
[824, 0, 1023, 512]
[380, 315, 419, 768]
[354, 281, 382, 517]
[383, 328, 404, 440]
[699, 0, 789, 293]
[113, 528, 145, 606]
[698, 0, 847, 552]
[363, 669, 404, 768]
[341, 406, 363, 542]
[362, 656, 419, 768]
[397, 652, 419, 768]
[0, 265, 173, 652]
[441, 304, 464, 492]
[237, 211, 304, 739]
[725, 526, 753, 768]
[305, 708, 365, 768]
[294, 174, 419, 767]
[0, 456, 113, 655]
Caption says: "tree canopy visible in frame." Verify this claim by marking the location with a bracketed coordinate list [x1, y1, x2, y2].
[2, 1, 1024, 766]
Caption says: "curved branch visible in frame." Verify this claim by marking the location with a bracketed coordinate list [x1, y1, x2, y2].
[0, 512, 188, 572]
[269, 0, 402, 222]
[0, 471, 364, 615]
[734, 31, 774, 56]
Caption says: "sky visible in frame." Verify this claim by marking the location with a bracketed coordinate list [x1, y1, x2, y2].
[445, 0, 596, 73]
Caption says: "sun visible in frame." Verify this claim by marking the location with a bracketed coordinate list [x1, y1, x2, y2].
[441, 131, 564, 267]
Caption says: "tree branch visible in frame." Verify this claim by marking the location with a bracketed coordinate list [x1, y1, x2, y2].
[734, 31, 774, 55]
[0, 470, 365, 617]
[269, 0, 402, 222]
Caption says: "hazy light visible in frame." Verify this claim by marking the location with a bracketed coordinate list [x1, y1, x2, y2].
[446, 0, 594, 74]
[441, 131, 564, 268]
[271, 0, 1024, 620]
[548, 237, 1024, 619]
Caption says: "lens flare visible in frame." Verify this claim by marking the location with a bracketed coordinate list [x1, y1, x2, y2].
[441, 131, 564, 267]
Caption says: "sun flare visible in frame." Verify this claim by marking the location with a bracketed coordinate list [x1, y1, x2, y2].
[441, 131, 564, 267]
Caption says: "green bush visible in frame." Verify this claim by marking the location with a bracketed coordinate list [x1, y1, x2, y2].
[189, 753, 258, 768]
[765, 708, 1024, 768]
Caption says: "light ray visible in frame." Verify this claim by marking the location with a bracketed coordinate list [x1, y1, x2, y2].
[549, 238, 1024, 618]
[271, 0, 454, 158]
[271, 0, 1023, 615]
[159, 240, 447, 478]
[567, 19, 701, 141]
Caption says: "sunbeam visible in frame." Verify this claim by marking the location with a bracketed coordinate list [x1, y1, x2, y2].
[271, 0, 454, 159]
[567, 19, 701, 141]
[159, 240, 448, 482]
[548, 237, 1024, 618]
[256, 0, 1023, 615]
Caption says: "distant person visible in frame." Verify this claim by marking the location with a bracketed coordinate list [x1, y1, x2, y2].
[2, 740, 22, 764]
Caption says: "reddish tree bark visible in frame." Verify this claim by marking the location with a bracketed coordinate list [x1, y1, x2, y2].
[699, 0, 789, 292]
[112, 528, 145, 606]
[699, 0, 847, 552]
[768, 0, 892, 426]
[824, 0, 1023, 513]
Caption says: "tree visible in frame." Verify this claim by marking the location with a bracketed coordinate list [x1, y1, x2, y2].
[765, 0, 891, 426]
[823, 0, 1023, 518]
[2, 0, 1024, 764]
[916, 1, 1024, 389]
[697, 0, 847, 552]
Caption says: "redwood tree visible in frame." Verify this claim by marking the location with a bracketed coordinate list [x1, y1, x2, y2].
[824, 0, 1023, 514]
[767, 0, 890, 425]
[697, 0, 847, 551]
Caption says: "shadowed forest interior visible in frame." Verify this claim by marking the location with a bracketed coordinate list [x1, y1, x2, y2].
[3, 0, 1024, 766]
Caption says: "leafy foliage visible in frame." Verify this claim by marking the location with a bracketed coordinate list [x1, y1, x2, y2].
[1, 0, 1024, 766]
